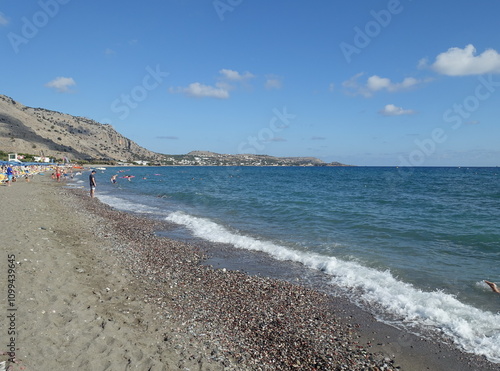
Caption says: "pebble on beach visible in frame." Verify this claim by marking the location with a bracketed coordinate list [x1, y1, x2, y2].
[68, 187, 396, 371]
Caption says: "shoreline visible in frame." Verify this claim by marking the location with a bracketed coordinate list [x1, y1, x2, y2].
[1, 175, 498, 370]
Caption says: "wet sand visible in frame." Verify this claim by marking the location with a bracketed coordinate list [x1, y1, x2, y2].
[0, 175, 497, 370]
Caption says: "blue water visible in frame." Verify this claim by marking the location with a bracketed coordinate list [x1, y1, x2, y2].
[74, 166, 500, 363]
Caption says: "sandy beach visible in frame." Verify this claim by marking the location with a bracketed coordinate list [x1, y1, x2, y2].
[0, 174, 498, 371]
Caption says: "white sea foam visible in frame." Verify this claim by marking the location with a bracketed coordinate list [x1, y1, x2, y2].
[166, 211, 500, 364]
[98, 194, 160, 214]
[65, 179, 84, 188]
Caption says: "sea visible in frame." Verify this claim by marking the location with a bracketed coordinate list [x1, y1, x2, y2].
[71, 166, 500, 363]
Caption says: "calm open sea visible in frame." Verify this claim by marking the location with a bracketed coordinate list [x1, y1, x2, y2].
[74, 166, 500, 363]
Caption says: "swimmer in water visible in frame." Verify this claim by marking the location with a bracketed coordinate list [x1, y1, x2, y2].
[484, 281, 500, 294]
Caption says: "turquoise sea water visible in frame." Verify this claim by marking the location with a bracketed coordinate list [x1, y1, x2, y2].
[76, 166, 500, 363]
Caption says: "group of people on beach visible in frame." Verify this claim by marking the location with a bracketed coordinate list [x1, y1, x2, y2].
[1, 164, 45, 185]
[89, 171, 123, 198]
[89, 170, 139, 197]
[1, 163, 83, 187]
[51, 166, 76, 182]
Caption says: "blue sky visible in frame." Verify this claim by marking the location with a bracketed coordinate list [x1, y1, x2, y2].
[1, 0, 500, 166]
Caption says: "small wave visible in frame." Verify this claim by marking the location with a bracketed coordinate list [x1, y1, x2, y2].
[166, 211, 500, 364]
[98, 194, 160, 214]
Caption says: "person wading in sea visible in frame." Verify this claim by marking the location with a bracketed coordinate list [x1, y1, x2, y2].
[89, 170, 97, 198]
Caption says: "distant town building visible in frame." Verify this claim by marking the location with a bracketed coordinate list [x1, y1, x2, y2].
[34, 156, 51, 163]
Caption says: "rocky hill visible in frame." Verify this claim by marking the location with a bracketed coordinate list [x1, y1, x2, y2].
[0, 94, 350, 166]
[0, 94, 160, 162]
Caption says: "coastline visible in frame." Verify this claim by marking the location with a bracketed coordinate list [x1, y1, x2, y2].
[0, 175, 497, 370]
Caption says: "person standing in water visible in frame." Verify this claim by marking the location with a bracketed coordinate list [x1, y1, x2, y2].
[89, 170, 97, 198]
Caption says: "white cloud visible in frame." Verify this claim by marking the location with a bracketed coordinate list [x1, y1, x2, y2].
[417, 58, 428, 70]
[104, 48, 115, 56]
[219, 69, 254, 81]
[45, 77, 76, 93]
[379, 104, 416, 116]
[0, 12, 8, 26]
[266, 137, 286, 142]
[342, 72, 363, 90]
[366, 75, 391, 91]
[171, 82, 229, 99]
[343, 73, 425, 97]
[465, 120, 480, 125]
[171, 68, 255, 99]
[265, 75, 282, 90]
[394, 77, 421, 90]
[430, 44, 500, 76]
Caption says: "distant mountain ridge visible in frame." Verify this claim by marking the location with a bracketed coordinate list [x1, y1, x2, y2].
[183, 151, 347, 166]
[0, 95, 349, 166]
